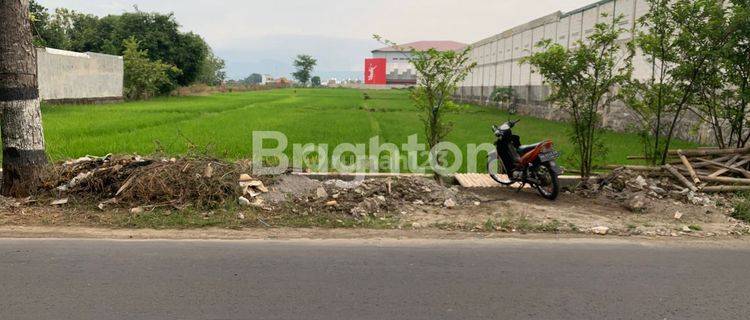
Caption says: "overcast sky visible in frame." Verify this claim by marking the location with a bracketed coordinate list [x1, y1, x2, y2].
[37, 0, 595, 80]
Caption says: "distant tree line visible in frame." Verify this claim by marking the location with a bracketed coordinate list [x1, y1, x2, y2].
[29, 1, 225, 99]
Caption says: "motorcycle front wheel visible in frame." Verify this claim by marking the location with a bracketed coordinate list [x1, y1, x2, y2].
[487, 152, 513, 185]
[535, 163, 559, 200]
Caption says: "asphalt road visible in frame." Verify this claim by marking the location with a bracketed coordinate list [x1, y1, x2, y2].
[1, 238, 749, 320]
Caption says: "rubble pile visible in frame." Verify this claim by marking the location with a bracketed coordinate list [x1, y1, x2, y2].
[592, 167, 721, 212]
[280, 176, 479, 217]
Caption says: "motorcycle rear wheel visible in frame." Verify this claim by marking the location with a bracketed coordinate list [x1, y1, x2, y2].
[535, 163, 559, 200]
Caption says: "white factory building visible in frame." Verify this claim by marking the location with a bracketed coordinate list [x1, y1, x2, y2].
[458, 0, 649, 105]
[455, 0, 676, 138]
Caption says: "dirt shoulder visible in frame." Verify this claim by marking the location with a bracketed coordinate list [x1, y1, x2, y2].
[2, 155, 748, 240]
[1, 225, 749, 247]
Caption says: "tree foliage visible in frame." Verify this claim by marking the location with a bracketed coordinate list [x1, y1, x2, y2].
[244, 73, 264, 85]
[373, 35, 476, 159]
[29, 1, 215, 90]
[523, 14, 633, 178]
[688, 0, 750, 149]
[292, 55, 317, 86]
[123, 37, 180, 100]
[196, 50, 226, 86]
[311, 76, 322, 87]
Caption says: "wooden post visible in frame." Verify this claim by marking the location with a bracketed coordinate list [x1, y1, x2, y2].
[663, 164, 697, 192]
[678, 152, 700, 184]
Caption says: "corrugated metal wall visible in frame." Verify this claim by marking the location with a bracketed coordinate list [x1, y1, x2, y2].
[459, 0, 649, 104]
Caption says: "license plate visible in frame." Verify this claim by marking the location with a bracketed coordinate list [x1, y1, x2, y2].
[538, 151, 559, 162]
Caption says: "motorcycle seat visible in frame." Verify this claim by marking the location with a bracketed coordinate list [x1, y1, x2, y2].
[517, 143, 542, 155]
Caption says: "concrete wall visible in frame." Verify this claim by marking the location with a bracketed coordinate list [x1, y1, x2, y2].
[372, 51, 417, 84]
[457, 0, 712, 143]
[37, 48, 124, 103]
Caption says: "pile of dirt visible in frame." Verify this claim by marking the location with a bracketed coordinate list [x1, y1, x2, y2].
[35, 155, 479, 219]
[261, 175, 480, 217]
[40, 154, 250, 209]
[582, 167, 727, 212]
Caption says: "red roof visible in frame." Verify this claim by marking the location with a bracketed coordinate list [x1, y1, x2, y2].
[373, 40, 466, 53]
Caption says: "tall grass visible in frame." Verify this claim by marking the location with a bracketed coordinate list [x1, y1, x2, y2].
[39, 88, 698, 172]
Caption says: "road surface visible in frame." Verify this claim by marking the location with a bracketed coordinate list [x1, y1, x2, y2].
[1, 238, 749, 319]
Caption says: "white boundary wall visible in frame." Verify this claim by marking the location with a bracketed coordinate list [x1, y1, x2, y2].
[37, 48, 124, 102]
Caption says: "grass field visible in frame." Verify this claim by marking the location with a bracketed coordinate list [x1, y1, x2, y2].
[41, 88, 697, 172]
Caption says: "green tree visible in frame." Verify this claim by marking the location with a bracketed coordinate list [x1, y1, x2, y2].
[29, 0, 66, 48]
[244, 73, 263, 85]
[490, 87, 516, 114]
[311, 76, 322, 87]
[28, 2, 210, 89]
[196, 50, 226, 86]
[373, 35, 476, 169]
[688, 0, 750, 148]
[292, 55, 317, 86]
[123, 37, 180, 100]
[623, 0, 734, 163]
[523, 14, 633, 178]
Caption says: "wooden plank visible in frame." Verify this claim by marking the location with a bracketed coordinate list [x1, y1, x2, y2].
[691, 155, 735, 169]
[698, 175, 750, 185]
[668, 146, 750, 157]
[604, 165, 662, 171]
[678, 152, 700, 184]
[664, 164, 697, 192]
[707, 156, 750, 178]
[702, 185, 750, 192]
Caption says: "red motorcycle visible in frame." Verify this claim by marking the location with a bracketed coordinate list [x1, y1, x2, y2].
[487, 120, 563, 200]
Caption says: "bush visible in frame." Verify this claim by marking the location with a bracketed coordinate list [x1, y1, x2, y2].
[123, 37, 181, 100]
[732, 194, 750, 222]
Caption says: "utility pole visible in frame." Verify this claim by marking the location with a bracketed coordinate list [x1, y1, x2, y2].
[0, 0, 48, 197]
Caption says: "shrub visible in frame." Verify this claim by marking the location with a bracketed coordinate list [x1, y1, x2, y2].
[123, 37, 181, 100]
[732, 193, 750, 222]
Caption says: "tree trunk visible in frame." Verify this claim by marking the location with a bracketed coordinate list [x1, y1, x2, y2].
[0, 0, 48, 197]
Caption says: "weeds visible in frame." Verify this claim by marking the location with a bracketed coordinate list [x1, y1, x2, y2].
[732, 193, 750, 223]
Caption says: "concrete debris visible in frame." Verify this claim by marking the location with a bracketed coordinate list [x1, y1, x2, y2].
[625, 194, 647, 212]
[633, 175, 648, 189]
[50, 198, 69, 206]
[238, 196, 251, 206]
[316, 187, 329, 199]
[674, 211, 684, 220]
[591, 226, 610, 235]
[588, 167, 725, 211]
[239, 174, 269, 198]
[444, 198, 457, 209]
[97, 198, 117, 211]
[203, 163, 214, 178]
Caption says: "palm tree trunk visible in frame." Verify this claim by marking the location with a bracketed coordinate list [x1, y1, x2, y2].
[0, 0, 48, 197]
